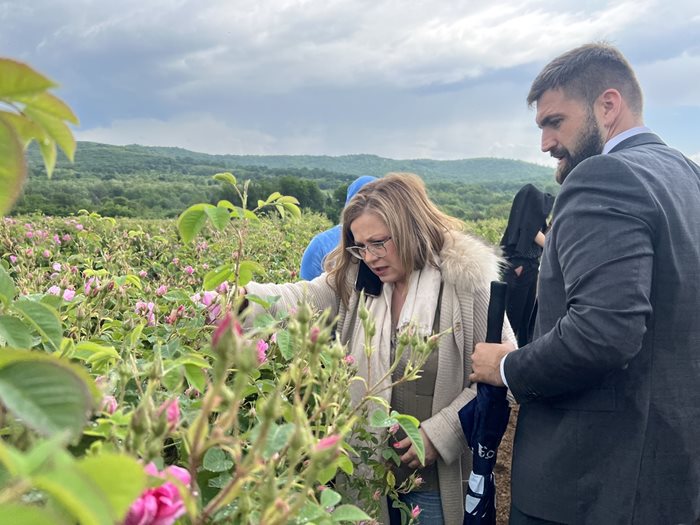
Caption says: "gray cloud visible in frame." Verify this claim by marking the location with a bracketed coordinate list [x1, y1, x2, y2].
[3, 0, 698, 161]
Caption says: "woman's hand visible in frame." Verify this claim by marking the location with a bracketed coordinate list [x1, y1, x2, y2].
[393, 428, 439, 469]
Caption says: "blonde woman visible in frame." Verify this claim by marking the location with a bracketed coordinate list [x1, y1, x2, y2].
[243, 173, 513, 524]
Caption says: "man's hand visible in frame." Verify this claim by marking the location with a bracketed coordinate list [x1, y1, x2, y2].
[393, 428, 439, 470]
[469, 341, 516, 386]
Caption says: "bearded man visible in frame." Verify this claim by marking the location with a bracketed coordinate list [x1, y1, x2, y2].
[470, 43, 700, 524]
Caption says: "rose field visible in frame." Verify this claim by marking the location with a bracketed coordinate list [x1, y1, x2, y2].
[0, 196, 509, 525]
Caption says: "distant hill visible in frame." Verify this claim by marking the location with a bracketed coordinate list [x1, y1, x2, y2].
[19, 141, 556, 221]
[29, 141, 553, 183]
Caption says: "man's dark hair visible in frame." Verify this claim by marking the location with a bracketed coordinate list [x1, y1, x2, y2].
[527, 42, 643, 115]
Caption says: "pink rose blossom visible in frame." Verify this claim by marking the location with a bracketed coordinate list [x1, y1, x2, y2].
[158, 398, 180, 431]
[124, 463, 190, 525]
[101, 395, 118, 414]
[211, 311, 243, 348]
[9, 255, 17, 264]
[25, 248, 33, 257]
[52, 262, 62, 271]
[411, 505, 421, 519]
[344, 355, 355, 365]
[171, 257, 179, 265]
[216, 281, 229, 294]
[256, 339, 268, 364]
[139, 270, 148, 278]
[62, 233, 72, 242]
[25, 231, 34, 238]
[47, 285, 61, 296]
[42, 249, 51, 258]
[309, 326, 320, 343]
[184, 265, 194, 275]
[53, 234, 61, 245]
[75, 223, 84, 231]
[62, 289, 76, 301]
[314, 434, 341, 453]
[156, 285, 168, 297]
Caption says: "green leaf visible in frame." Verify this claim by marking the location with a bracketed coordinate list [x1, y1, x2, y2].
[76, 453, 147, 523]
[14, 91, 79, 124]
[317, 463, 337, 485]
[275, 329, 294, 360]
[282, 202, 302, 218]
[0, 58, 56, 98]
[249, 422, 295, 460]
[0, 115, 27, 215]
[395, 413, 424, 466]
[0, 316, 34, 348]
[23, 107, 76, 162]
[0, 352, 96, 438]
[320, 488, 342, 508]
[213, 171, 237, 188]
[205, 205, 230, 231]
[203, 447, 234, 473]
[276, 195, 300, 205]
[0, 111, 48, 148]
[38, 136, 57, 177]
[369, 409, 395, 428]
[331, 504, 371, 522]
[0, 503, 67, 525]
[33, 463, 113, 525]
[177, 203, 211, 243]
[13, 298, 62, 352]
[184, 364, 207, 392]
[297, 501, 326, 521]
[337, 454, 354, 476]
[203, 264, 234, 291]
[74, 341, 121, 369]
[0, 265, 17, 304]
[238, 260, 265, 287]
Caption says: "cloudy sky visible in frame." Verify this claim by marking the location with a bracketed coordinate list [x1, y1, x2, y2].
[2, 0, 699, 165]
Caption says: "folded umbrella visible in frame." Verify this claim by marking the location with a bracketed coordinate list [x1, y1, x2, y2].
[459, 281, 511, 524]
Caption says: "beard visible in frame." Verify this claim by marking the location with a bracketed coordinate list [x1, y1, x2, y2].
[554, 113, 606, 184]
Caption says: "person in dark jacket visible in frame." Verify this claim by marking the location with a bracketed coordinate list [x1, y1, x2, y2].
[500, 184, 554, 347]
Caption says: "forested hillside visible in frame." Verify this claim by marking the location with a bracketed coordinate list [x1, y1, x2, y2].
[16, 141, 557, 221]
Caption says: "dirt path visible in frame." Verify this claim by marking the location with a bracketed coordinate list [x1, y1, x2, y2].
[495, 405, 518, 524]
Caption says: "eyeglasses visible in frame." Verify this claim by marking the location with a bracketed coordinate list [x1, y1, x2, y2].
[346, 237, 393, 259]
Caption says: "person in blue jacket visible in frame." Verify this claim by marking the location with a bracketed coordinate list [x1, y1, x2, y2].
[300, 175, 377, 280]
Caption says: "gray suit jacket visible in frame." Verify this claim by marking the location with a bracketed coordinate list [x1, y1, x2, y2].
[505, 133, 700, 524]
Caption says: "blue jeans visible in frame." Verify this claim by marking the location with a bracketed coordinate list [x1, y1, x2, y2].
[389, 491, 444, 524]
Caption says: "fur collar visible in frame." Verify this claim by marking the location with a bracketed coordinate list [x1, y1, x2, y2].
[440, 231, 503, 292]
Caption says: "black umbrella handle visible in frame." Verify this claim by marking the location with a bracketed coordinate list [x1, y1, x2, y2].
[485, 281, 508, 344]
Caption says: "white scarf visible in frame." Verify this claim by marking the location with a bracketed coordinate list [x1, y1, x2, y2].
[347, 263, 442, 409]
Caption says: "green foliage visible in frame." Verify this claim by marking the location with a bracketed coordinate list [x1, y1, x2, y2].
[15, 141, 557, 223]
[0, 58, 78, 214]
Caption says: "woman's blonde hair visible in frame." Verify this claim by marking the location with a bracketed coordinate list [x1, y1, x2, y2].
[326, 172, 463, 306]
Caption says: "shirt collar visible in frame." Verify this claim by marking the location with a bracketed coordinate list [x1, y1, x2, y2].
[602, 126, 652, 154]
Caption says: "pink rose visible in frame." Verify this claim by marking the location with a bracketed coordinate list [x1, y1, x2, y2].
[124, 463, 190, 525]
[411, 505, 421, 519]
[63, 289, 76, 301]
[47, 285, 61, 296]
[256, 339, 268, 364]
[156, 285, 168, 297]
[158, 398, 180, 431]
[101, 395, 118, 414]
[184, 265, 194, 275]
[313, 434, 341, 453]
